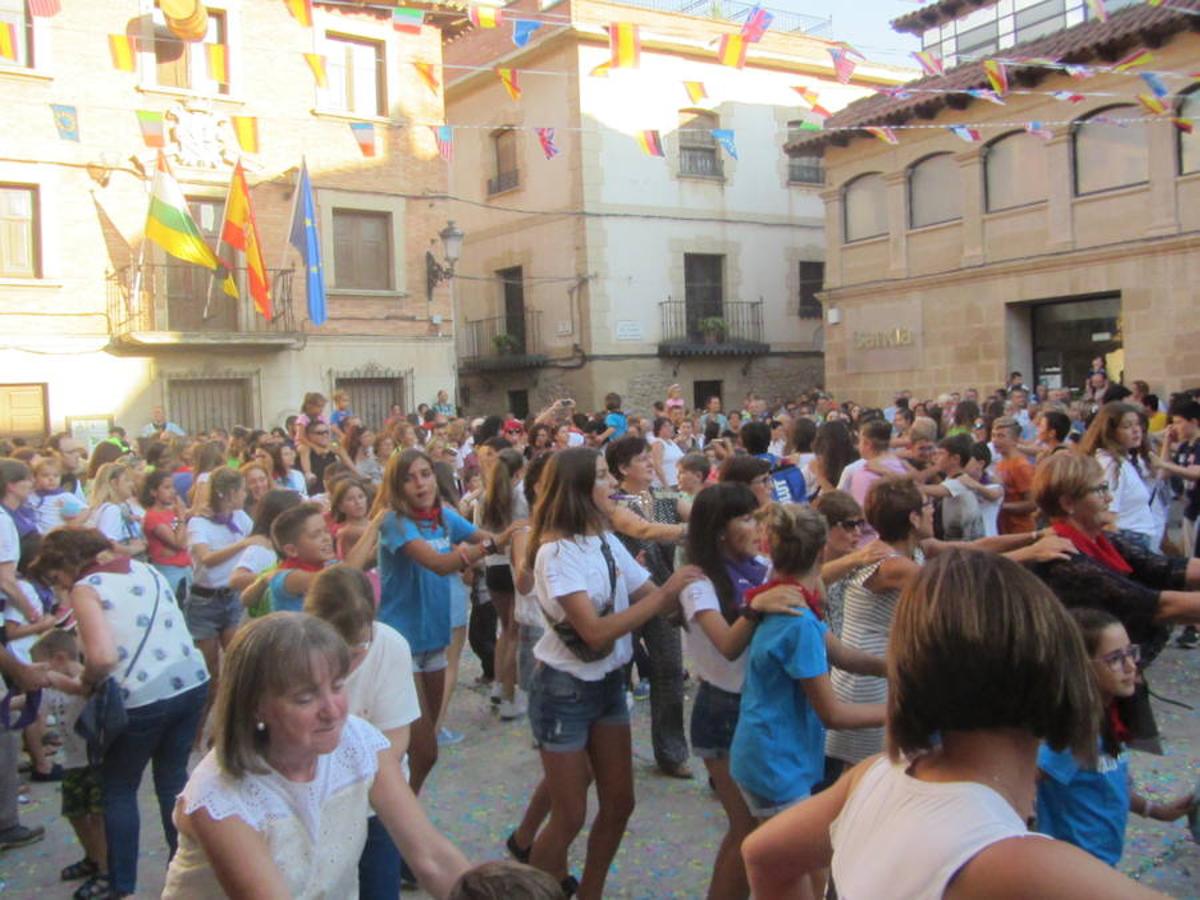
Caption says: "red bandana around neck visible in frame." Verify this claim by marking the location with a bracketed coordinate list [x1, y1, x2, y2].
[279, 558, 326, 573]
[1051, 520, 1132, 575]
[743, 576, 824, 620]
[410, 505, 443, 528]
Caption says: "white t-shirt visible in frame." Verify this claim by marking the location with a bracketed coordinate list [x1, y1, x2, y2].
[345, 623, 419, 781]
[3, 580, 44, 664]
[92, 501, 142, 545]
[232, 542, 277, 577]
[679, 575, 750, 694]
[0, 511, 18, 566]
[1097, 450, 1161, 546]
[32, 491, 86, 534]
[533, 533, 649, 680]
[940, 477, 983, 542]
[188, 512, 253, 588]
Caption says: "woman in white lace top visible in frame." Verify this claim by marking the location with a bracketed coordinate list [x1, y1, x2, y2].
[162, 613, 468, 899]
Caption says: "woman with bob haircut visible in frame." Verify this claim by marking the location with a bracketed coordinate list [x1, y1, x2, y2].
[524, 447, 700, 899]
[743, 550, 1162, 900]
[1030, 451, 1200, 750]
[162, 612, 468, 899]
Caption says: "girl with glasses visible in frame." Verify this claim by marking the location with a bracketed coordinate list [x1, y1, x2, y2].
[1036, 608, 1195, 864]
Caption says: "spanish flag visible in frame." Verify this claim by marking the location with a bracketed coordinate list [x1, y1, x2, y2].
[982, 59, 1007, 96]
[0, 23, 16, 61]
[610, 23, 640, 69]
[415, 61, 439, 93]
[109, 34, 137, 72]
[683, 81, 707, 104]
[145, 154, 222, 271]
[218, 162, 272, 320]
[497, 67, 521, 101]
[231, 115, 259, 154]
[304, 52, 327, 88]
[717, 34, 747, 69]
[469, 5, 502, 28]
[1113, 48, 1152, 71]
[635, 130, 664, 157]
[284, 0, 313, 28]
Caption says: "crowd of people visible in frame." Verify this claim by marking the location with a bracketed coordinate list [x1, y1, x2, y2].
[0, 370, 1198, 899]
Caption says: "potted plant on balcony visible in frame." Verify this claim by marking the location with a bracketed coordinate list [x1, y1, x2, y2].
[492, 332, 520, 355]
[698, 316, 727, 345]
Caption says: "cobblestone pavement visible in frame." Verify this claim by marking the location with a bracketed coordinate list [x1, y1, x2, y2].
[3, 644, 1198, 898]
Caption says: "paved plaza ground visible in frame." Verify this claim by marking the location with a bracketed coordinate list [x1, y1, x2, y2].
[3, 643, 1199, 898]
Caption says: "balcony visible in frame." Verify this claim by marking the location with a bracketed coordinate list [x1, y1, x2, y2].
[106, 263, 300, 351]
[459, 309, 547, 372]
[487, 169, 520, 195]
[658, 299, 768, 357]
[679, 148, 724, 180]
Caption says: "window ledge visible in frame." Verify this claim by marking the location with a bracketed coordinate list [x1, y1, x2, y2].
[843, 233, 888, 247]
[0, 67, 52, 83]
[677, 173, 725, 183]
[137, 84, 244, 105]
[788, 179, 824, 188]
[327, 289, 410, 299]
[907, 218, 963, 235]
[0, 278, 63, 288]
[983, 199, 1048, 219]
[1175, 169, 1200, 184]
[486, 185, 522, 199]
[1073, 182, 1150, 202]
[311, 108, 396, 126]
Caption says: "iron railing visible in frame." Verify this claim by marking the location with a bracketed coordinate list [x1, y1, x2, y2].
[612, 0, 831, 35]
[658, 299, 766, 352]
[487, 169, 520, 195]
[106, 263, 296, 336]
[460, 309, 543, 363]
[680, 148, 724, 178]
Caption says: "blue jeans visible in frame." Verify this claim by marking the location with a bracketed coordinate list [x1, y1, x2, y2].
[101, 683, 208, 894]
[358, 814, 402, 898]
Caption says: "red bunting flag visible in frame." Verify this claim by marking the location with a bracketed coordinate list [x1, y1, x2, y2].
[1173, 117, 1194, 134]
[28, 0, 61, 16]
[829, 47, 856, 83]
[718, 34, 747, 69]
[949, 125, 981, 143]
[469, 5, 503, 28]
[610, 23, 640, 69]
[496, 67, 521, 101]
[864, 126, 899, 145]
[983, 59, 1008, 95]
[793, 86, 831, 118]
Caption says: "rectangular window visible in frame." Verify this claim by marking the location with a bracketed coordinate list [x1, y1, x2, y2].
[166, 376, 252, 434]
[335, 376, 405, 429]
[789, 155, 824, 185]
[0, 1, 32, 68]
[333, 209, 392, 290]
[679, 111, 721, 178]
[488, 130, 519, 194]
[1014, 0, 1064, 42]
[798, 261, 824, 318]
[684, 253, 723, 336]
[498, 265, 527, 354]
[955, 20, 998, 60]
[325, 33, 386, 117]
[0, 383, 47, 438]
[155, 9, 228, 95]
[693, 380, 722, 413]
[507, 389, 529, 419]
[0, 185, 38, 278]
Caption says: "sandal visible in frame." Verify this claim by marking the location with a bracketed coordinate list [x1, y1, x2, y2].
[73, 874, 114, 900]
[61, 857, 99, 881]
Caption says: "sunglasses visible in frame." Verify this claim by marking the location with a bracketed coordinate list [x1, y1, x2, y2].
[836, 518, 866, 531]
[311, 429, 330, 436]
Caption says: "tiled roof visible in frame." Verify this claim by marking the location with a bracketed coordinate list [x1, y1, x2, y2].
[788, 0, 1200, 154]
[890, 0, 1000, 37]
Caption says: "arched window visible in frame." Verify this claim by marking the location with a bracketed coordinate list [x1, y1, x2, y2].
[843, 173, 887, 242]
[1072, 105, 1148, 195]
[1179, 88, 1200, 175]
[908, 153, 961, 228]
[984, 131, 1048, 211]
[678, 109, 721, 178]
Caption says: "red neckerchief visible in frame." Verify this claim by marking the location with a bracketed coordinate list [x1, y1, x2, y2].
[1108, 702, 1132, 745]
[279, 558, 325, 573]
[743, 577, 824, 620]
[79, 558, 132, 578]
[1051, 520, 1132, 575]
[410, 505, 443, 528]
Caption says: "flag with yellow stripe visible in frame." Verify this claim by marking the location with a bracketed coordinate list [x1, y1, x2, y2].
[145, 155, 221, 270]
[610, 23, 640, 69]
[109, 34, 137, 72]
[218, 161, 272, 320]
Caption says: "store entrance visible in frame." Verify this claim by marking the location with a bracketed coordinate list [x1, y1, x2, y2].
[1031, 295, 1122, 393]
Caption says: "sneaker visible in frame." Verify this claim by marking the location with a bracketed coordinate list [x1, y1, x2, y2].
[1177, 626, 1199, 649]
[506, 831, 532, 864]
[498, 696, 527, 721]
[437, 727, 464, 747]
[489, 682, 502, 706]
[632, 682, 651, 701]
[0, 824, 45, 851]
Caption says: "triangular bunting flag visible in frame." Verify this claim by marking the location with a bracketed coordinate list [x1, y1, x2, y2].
[109, 34, 137, 72]
[497, 67, 521, 101]
[432, 125, 454, 161]
[1113, 48, 1152, 72]
[635, 130, 664, 157]
[864, 126, 899, 145]
[912, 51, 943, 77]
[610, 23, 640, 69]
[415, 61, 440, 93]
[350, 121, 377, 156]
[304, 52, 327, 88]
[1085, 0, 1108, 22]
[284, 0, 313, 28]
[965, 88, 1005, 105]
[1025, 122, 1053, 141]
[1141, 72, 1168, 98]
[393, 7, 424, 33]
[829, 47, 856, 83]
[741, 6, 773, 43]
[949, 125, 981, 143]
[684, 81, 707, 104]
[793, 86, 831, 118]
[711, 129, 738, 160]
[718, 34, 747, 69]
[469, 5, 503, 29]
[231, 115, 259, 153]
[136, 110, 165, 148]
[1137, 93, 1167, 115]
[983, 60, 1008, 96]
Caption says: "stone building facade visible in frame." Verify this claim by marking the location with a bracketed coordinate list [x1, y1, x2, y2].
[0, 0, 459, 440]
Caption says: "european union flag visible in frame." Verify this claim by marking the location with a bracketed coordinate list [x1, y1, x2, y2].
[51, 104, 79, 142]
[288, 159, 326, 326]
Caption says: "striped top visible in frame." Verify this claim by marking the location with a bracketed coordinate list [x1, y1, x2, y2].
[825, 549, 923, 764]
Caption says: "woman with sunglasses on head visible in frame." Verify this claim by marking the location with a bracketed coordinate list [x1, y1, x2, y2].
[1030, 452, 1200, 752]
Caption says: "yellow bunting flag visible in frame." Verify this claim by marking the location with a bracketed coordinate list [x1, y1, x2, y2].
[1113, 48, 1153, 72]
[717, 34, 747, 69]
[684, 81, 707, 104]
[609, 23, 640, 69]
[109, 34, 137, 72]
[590, 60, 610, 78]
[206, 43, 228, 84]
[1137, 93, 1166, 115]
[469, 5, 502, 28]
[304, 52, 327, 87]
[284, 0, 313, 27]
[982, 59, 1008, 95]
[231, 115, 259, 153]
[496, 67, 521, 101]
[415, 61, 440, 93]
[0, 23, 16, 61]
[635, 130, 664, 157]
[864, 126, 899, 145]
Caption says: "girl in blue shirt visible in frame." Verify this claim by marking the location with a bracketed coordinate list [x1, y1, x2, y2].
[1036, 608, 1194, 864]
[375, 448, 504, 795]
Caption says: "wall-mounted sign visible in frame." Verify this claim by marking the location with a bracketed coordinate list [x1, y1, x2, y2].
[615, 320, 644, 341]
[842, 298, 923, 374]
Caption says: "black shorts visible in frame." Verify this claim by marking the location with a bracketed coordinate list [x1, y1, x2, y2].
[484, 564, 514, 593]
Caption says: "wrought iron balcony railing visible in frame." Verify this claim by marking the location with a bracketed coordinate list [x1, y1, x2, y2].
[658, 299, 768, 356]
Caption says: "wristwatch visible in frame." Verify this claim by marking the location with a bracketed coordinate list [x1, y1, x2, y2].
[738, 606, 763, 624]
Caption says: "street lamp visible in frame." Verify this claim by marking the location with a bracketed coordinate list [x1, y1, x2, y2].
[426, 220, 465, 303]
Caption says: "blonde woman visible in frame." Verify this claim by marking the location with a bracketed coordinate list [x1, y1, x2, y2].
[87, 462, 146, 559]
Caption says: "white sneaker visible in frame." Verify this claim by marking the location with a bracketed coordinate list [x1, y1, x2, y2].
[498, 696, 527, 720]
[489, 682, 502, 705]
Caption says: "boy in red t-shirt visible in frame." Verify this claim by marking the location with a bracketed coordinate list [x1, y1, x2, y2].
[991, 416, 1036, 535]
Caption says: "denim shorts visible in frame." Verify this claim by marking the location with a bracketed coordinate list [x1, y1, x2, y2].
[517, 624, 544, 694]
[450, 578, 469, 630]
[412, 648, 448, 673]
[528, 664, 629, 752]
[690, 681, 741, 760]
[738, 785, 806, 819]
[184, 586, 242, 640]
